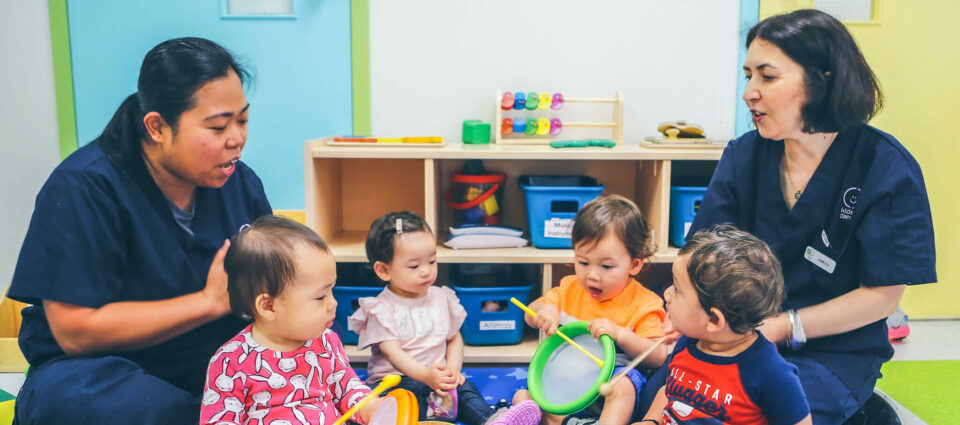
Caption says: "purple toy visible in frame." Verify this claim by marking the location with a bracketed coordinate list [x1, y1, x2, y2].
[551, 93, 564, 110]
[550, 119, 563, 135]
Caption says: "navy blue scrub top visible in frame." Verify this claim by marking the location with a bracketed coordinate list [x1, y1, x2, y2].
[689, 124, 936, 400]
[8, 142, 272, 394]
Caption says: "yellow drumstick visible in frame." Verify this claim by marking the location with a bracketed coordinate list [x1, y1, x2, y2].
[510, 297, 604, 368]
[332, 374, 401, 425]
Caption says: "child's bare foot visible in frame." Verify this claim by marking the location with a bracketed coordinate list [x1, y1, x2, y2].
[512, 389, 532, 404]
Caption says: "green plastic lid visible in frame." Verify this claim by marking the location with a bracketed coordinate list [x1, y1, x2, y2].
[527, 321, 616, 415]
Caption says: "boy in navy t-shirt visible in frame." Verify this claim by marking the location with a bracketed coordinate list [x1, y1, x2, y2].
[639, 225, 811, 425]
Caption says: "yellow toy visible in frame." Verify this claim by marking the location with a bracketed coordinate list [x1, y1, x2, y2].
[656, 121, 706, 140]
[332, 374, 401, 425]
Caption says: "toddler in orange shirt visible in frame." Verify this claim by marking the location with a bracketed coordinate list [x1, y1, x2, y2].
[515, 195, 668, 425]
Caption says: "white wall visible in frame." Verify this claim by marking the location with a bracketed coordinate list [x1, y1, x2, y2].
[0, 0, 61, 291]
[369, 0, 741, 142]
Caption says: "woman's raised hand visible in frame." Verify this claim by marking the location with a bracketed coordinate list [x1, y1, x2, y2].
[203, 239, 232, 317]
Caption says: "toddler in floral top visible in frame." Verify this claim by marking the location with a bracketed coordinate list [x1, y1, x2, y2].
[200, 215, 382, 425]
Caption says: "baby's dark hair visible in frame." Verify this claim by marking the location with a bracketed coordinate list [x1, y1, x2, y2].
[224, 215, 330, 319]
[678, 224, 784, 334]
[365, 211, 433, 265]
[572, 194, 654, 261]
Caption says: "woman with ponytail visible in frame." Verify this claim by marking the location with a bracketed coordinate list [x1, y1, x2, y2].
[8, 37, 271, 424]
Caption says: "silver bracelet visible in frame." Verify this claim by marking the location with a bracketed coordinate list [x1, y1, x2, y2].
[787, 309, 806, 350]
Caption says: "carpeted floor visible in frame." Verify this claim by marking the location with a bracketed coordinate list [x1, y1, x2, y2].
[875, 360, 960, 425]
[0, 363, 954, 424]
[1, 320, 956, 425]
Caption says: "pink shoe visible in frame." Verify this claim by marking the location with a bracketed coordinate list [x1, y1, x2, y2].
[887, 306, 910, 341]
[889, 324, 910, 340]
[487, 400, 541, 425]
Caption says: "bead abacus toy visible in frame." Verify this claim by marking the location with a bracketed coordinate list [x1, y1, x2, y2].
[495, 90, 623, 145]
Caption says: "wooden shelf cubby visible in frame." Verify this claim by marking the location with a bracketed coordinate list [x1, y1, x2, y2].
[304, 138, 721, 363]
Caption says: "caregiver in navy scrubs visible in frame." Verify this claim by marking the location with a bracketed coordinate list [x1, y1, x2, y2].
[9, 38, 271, 424]
[689, 10, 936, 424]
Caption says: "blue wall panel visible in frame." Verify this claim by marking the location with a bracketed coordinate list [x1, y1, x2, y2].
[736, 0, 760, 138]
[68, 0, 352, 209]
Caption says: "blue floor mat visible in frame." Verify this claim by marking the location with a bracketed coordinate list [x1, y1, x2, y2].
[356, 366, 529, 424]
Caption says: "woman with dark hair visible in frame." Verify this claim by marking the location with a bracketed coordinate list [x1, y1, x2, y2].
[8, 37, 271, 424]
[676, 9, 935, 425]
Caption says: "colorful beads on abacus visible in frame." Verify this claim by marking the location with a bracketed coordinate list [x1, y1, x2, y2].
[501, 92, 514, 110]
[502, 118, 513, 135]
[551, 93, 564, 110]
[539, 93, 552, 110]
[526, 92, 539, 110]
[513, 118, 526, 133]
[513, 92, 526, 110]
[537, 118, 550, 135]
[550, 119, 563, 135]
[525, 119, 537, 135]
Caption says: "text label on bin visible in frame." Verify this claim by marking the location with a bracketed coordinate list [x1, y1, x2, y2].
[544, 218, 575, 239]
[479, 320, 517, 331]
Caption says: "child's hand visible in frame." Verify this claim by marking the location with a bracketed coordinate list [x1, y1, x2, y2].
[443, 365, 466, 387]
[358, 395, 384, 424]
[662, 316, 682, 345]
[588, 318, 624, 343]
[532, 304, 560, 336]
[438, 367, 460, 392]
[426, 364, 457, 396]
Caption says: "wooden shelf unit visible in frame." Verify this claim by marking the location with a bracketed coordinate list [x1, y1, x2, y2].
[304, 139, 720, 363]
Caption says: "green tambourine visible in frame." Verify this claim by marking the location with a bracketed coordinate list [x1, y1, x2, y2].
[526, 321, 616, 415]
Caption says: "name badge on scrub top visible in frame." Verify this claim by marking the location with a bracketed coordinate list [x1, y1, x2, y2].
[804, 245, 837, 274]
[801, 127, 874, 276]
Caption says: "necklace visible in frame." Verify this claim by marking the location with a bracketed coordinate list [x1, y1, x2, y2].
[782, 156, 808, 200]
[783, 133, 835, 201]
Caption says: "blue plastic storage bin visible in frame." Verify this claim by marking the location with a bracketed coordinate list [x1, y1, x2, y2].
[519, 175, 605, 248]
[454, 285, 533, 345]
[670, 186, 708, 247]
[332, 285, 383, 345]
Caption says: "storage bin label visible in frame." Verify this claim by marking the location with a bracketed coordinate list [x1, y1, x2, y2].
[543, 218, 574, 238]
[479, 320, 517, 331]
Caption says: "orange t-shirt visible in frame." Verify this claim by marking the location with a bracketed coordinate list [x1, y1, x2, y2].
[540, 275, 665, 338]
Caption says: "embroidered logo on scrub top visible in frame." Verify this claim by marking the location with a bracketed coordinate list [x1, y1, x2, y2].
[840, 187, 860, 220]
[238, 223, 252, 233]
